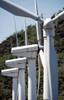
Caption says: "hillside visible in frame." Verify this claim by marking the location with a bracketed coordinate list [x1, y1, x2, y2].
[55, 18, 64, 100]
[0, 15, 64, 100]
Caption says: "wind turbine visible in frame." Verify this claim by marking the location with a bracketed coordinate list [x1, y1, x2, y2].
[0, 0, 64, 99]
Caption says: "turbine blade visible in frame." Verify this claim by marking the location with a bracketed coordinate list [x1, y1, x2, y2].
[0, 0, 43, 22]
[37, 54, 41, 96]
[52, 11, 64, 22]
[35, 0, 42, 45]
[39, 50, 44, 68]
[24, 18, 28, 45]
[14, 17, 19, 47]
[34, 0, 42, 96]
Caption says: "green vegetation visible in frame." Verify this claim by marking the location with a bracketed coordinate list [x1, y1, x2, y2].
[0, 10, 64, 100]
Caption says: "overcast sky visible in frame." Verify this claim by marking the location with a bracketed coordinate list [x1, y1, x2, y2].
[0, 0, 64, 43]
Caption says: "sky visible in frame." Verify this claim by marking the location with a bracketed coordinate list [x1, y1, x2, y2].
[0, 0, 64, 43]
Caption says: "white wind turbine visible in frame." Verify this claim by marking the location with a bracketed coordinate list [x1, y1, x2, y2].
[0, 0, 64, 99]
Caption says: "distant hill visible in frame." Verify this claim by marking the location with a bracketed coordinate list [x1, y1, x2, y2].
[0, 11, 64, 100]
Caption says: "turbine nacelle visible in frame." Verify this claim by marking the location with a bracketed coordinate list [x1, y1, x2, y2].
[43, 18, 55, 37]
